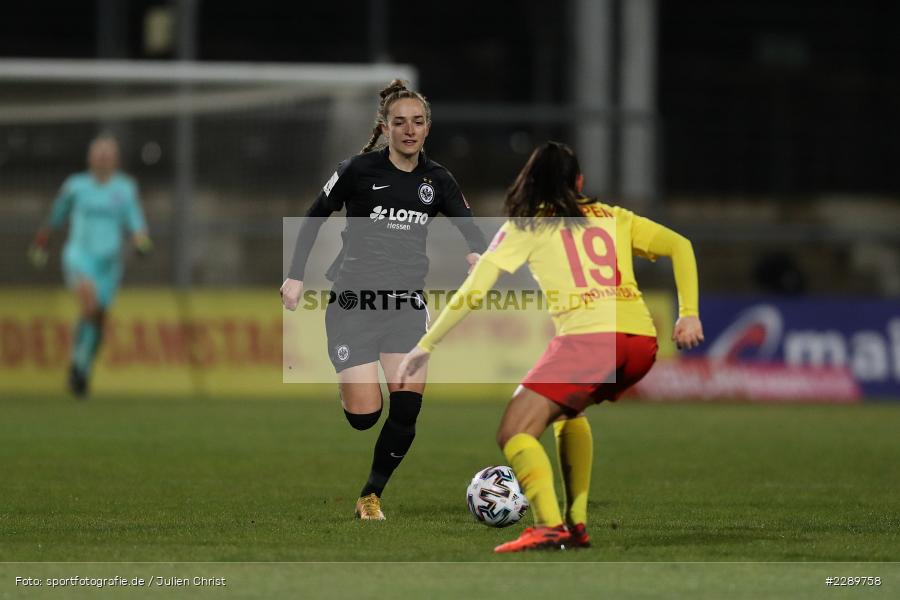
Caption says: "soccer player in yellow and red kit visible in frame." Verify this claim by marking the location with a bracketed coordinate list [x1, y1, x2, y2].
[398, 141, 704, 553]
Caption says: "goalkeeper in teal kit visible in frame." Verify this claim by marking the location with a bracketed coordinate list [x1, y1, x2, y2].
[30, 135, 152, 397]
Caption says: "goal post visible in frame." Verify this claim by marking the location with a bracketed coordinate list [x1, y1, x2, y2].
[0, 58, 417, 287]
[0, 58, 417, 86]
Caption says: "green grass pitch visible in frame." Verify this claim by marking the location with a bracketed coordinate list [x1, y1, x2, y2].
[2, 388, 898, 598]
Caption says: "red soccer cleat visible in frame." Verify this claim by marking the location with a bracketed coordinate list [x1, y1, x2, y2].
[567, 523, 591, 548]
[493, 525, 570, 553]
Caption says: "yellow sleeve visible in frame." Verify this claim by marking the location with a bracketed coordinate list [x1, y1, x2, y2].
[479, 221, 534, 273]
[629, 212, 662, 260]
[417, 259, 503, 352]
[632, 216, 700, 318]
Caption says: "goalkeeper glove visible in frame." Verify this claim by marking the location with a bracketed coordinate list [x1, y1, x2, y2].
[28, 230, 49, 269]
[134, 233, 154, 257]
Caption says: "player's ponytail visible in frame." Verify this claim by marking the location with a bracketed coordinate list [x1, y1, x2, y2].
[505, 141, 586, 230]
[361, 79, 432, 153]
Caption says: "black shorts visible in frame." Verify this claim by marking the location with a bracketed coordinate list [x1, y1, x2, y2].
[324, 290, 428, 372]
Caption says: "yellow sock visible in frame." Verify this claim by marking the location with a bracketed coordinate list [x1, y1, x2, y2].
[502, 433, 563, 527]
[553, 416, 593, 526]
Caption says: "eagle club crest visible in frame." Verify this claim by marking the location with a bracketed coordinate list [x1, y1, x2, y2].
[418, 182, 435, 205]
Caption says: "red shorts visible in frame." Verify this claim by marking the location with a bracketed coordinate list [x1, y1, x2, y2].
[521, 332, 658, 412]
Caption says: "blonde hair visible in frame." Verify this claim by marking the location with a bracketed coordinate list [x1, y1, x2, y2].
[361, 79, 431, 153]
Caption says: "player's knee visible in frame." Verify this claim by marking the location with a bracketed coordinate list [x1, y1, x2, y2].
[496, 426, 514, 450]
[344, 408, 382, 431]
[78, 291, 93, 311]
[78, 294, 99, 317]
[91, 309, 106, 328]
[387, 390, 422, 430]
[496, 402, 524, 449]
[496, 418, 531, 449]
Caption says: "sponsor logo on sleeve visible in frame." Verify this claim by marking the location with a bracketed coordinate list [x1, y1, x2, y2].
[323, 171, 339, 197]
[487, 230, 506, 251]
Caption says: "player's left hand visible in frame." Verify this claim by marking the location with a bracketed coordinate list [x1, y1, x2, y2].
[134, 233, 154, 257]
[465, 252, 481, 274]
[673, 316, 704, 350]
[397, 346, 431, 386]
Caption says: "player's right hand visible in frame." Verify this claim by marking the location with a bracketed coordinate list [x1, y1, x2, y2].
[397, 345, 431, 386]
[465, 252, 481, 274]
[28, 244, 48, 269]
[280, 278, 303, 311]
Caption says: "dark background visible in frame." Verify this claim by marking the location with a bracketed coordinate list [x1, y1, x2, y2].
[3, 0, 898, 196]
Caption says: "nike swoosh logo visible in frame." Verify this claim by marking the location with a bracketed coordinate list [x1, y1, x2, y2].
[390, 452, 405, 458]
[372, 184, 390, 190]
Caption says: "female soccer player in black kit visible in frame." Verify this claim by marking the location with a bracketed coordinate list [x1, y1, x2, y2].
[281, 80, 486, 520]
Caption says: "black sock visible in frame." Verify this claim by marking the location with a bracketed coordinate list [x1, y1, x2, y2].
[344, 408, 382, 431]
[360, 390, 422, 498]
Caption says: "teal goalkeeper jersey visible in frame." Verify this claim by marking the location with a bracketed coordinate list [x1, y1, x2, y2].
[50, 171, 146, 259]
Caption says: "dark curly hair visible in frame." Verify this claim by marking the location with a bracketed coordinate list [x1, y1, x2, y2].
[504, 141, 587, 231]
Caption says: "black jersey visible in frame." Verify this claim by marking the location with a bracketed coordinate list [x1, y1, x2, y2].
[289, 148, 486, 290]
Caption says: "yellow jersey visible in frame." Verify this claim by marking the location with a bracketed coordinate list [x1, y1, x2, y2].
[479, 200, 698, 337]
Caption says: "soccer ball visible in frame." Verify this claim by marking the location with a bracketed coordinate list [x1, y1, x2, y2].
[466, 465, 529, 527]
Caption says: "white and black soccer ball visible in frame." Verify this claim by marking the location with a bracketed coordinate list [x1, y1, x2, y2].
[466, 465, 529, 527]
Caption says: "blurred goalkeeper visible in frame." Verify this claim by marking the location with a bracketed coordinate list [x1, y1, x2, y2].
[399, 141, 704, 553]
[29, 134, 152, 397]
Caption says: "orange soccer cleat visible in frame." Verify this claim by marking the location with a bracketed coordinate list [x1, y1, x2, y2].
[566, 523, 591, 548]
[493, 525, 570, 553]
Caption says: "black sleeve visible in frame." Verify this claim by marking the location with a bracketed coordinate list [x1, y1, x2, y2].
[319, 158, 355, 212]
[287, 159, 355, 280]
[440, 171, 487, 253]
